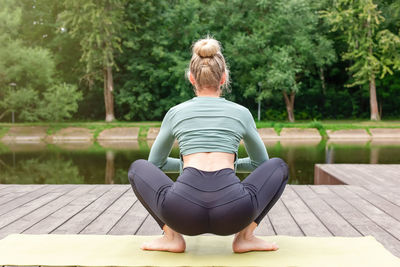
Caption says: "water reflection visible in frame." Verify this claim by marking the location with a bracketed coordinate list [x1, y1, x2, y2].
[0, 140, 400, 185]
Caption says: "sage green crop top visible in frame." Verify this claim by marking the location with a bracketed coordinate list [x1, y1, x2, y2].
[148, 96, 269, 174]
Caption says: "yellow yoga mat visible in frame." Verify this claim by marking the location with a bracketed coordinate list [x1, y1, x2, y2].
[0, 234, 399, 267]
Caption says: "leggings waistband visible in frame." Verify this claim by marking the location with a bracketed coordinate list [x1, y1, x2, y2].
[177, 167, 240, 192]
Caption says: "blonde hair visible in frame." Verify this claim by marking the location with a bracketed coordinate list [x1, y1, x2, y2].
[187, 36, 230, 93]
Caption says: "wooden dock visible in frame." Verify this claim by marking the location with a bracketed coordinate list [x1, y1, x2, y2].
[314, 164, 400, 257]
[0, 181, 399, 260]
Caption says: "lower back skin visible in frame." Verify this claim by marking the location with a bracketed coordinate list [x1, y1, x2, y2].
[182, 152, 235, 171]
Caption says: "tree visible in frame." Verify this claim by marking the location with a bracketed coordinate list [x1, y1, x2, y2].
[59, 0, 127, 122]
[322, 0, 400, 120]
[0, 0, 82, 122]
[231, 0, 335, 122]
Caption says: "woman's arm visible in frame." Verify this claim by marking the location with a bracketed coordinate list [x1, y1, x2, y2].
[236, 109, 269, 172]
[147, 109, 180, 172]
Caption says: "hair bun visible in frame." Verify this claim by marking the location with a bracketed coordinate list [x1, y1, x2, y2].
[193, 38, 220, 58]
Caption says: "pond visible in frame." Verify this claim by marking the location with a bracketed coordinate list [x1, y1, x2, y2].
[0, 140, 399, 185]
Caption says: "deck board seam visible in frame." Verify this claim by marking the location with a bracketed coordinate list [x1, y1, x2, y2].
[135, 213, 151, 235]
[22, 185, 102, 234]
[0, 185, 78, 231]
[327, 185, 400, 242]
[362, 185, 400, 208]
[0, 184, 52, 214]
[291, 186, 335, 236]
[106, 199, 138, 235]
[280, 187, 306, 236]
[307, 185, 364, 237]
[345, 186, 400, 224]
[78, 187, 130, 234]
[0, 185, 48, 206]
[49, 186, 115, 234]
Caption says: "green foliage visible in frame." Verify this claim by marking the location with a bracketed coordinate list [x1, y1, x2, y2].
[59, 0, 127, 76]
[321, 0, 400, 86]
[0, 1, 82, 122]
[0, 88, 40, 121]
[0, 0, 400, 122]
[37, 83, 83, 121]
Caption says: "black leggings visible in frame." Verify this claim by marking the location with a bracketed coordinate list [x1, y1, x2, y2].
[128, 157, 289, 236]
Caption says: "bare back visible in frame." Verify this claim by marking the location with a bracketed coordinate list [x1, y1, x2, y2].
[182, 152, 235, 171]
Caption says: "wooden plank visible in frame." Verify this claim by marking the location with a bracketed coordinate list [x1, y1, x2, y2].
[359, 165, 400, 186]
[316, 164, 400, 206]
[108, 199, 148, 235]
[329, 185, 400, 240]
[343, 165, 399, 187]
[52, 185, 128, 234]
[347, 185, 400, 221]
[292, 185, 360, 236]
[0, 185, 47, 198]
[0, 185, 90, 239]
[362, 185, 400, 207]
[136, 214, 163, 235]
[311, 185, 400, 257]
[254, 214, 275, 236]
[80, 188, 135, 234]
[281, 186, 332, 236]
[319, 165, 375, 187]
[0, 192, 28, 205]
[265, 198, 303, 236]
[0, 186, 75, 230]
[0, 185, 67, 216]
[23, 185, 112, 235]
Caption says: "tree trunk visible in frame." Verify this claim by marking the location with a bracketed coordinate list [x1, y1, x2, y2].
[319, 67, 326, 95]
[283, 90, 295, 122]
[367, 21, 380, 121]
[103, 66, 115, 122]
[369, 73, 380, 121]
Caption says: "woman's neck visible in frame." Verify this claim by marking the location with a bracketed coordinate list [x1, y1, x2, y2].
[195, 87, 221, 97]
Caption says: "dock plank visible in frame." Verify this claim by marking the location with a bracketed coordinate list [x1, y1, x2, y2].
[0, 185, 47, 198]
[311, 185, 400, 256]
[52, 185, 128, 234]
[329, 185, 400, 240]
[0, 185, 91, 238]
[347, 185, 400, 222]
[0, 185, 69, 216]
[81, 188, 135, 234]
[136, 214, 163, 235]
[292, 185, 360, 236]
[315, 164, 400, 206]
[24, 185, 111, 234]
[281, 186, 331, 236]
[265, 198, 303, 236]
[254, 214, 275, 236]
[0, 186, 75, 229]
[108, 199, 147, 235]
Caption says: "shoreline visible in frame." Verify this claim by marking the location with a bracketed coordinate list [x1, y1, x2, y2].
[1, 124, 400, 143]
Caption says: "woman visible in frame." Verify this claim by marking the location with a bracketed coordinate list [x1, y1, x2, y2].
[128, 37, 289, 253]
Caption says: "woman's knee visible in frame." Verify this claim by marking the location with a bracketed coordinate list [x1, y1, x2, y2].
[128, 159, 148, 185]
[266, 157, 289, 183]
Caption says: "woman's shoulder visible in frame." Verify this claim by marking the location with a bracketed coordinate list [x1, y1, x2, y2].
[166, 97, 251, 119]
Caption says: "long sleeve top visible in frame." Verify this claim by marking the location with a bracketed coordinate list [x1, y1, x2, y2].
[148, 96, 269, 174]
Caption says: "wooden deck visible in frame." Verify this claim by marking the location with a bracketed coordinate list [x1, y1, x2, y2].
[313, 164, 400, 257]
[0, 182, 399, 260]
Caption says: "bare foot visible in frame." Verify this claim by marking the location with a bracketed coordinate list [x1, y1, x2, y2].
[232, 233, 279, 253]
[140, 225, 186, 253]
[232, 221, 279, 253]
